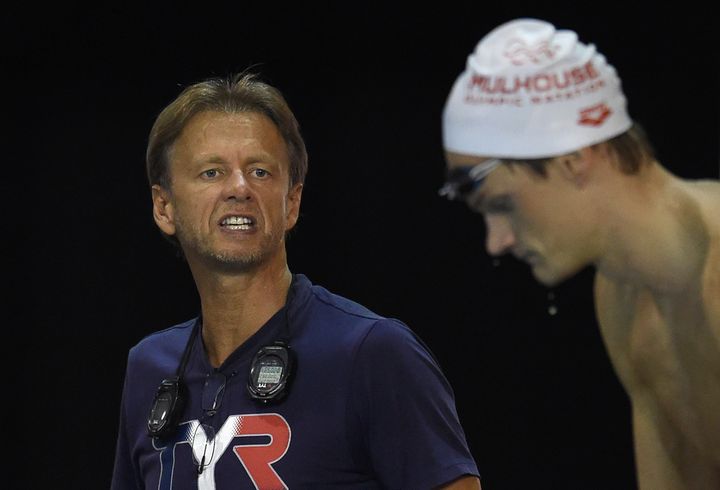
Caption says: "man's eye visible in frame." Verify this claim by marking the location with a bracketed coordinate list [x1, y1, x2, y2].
[201, 169, 219, 178]
[252, 168, 269, 178]
[485, 196, 514, 214]
[469, 194, 513, 214]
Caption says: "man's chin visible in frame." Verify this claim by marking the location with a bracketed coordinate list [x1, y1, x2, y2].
[182, 246, 264, 273]
[210, 252, 265, 272]
[530, 261, 580, 287]
[530, 265, 565, 287]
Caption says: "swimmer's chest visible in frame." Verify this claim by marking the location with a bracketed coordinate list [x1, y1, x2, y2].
[621, 288, 720, 454]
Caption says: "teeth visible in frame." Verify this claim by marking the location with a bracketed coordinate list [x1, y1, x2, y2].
[222, 216, 253, 230]
[222, 216, 252, 225]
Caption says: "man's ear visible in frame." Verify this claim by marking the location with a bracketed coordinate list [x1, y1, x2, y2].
[557, 148, 596, 187]
[151, 185, 176, 236]
[285, 183, 303, 231]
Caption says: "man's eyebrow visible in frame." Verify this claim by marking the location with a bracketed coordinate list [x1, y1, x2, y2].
[193, 153, 283, 167]
[191, 154, 226, 166]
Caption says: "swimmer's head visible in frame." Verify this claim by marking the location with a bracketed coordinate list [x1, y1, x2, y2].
[442, 18, 632, 160]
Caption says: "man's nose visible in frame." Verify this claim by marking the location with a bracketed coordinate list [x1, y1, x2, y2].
[222, 170, 252, 201]
[484, 215, 515, 256]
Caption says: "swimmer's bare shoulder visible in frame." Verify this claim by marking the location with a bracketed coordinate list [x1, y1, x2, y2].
[594, 178, 720, 489]
[688, 179, 720, 336]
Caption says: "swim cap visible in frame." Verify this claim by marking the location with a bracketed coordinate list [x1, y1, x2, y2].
[442, 18, 632, 159]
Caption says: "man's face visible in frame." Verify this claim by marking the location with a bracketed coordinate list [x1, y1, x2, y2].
[153, 111, 302, 273]
[445, 151, 598, 286]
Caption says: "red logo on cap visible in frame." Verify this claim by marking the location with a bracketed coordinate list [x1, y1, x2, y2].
[578, 103, 612, 126]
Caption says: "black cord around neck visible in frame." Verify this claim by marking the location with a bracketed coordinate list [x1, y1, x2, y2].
[279, 274, 298, 344]
[176, 316, 201, 379]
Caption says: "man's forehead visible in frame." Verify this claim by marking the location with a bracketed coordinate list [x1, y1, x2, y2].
[445, 151, 494, 169]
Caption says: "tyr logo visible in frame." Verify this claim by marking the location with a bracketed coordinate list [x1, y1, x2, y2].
[154, 413, 292, 490]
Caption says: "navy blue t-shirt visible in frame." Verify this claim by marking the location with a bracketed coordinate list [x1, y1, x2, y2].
[111, 274, 479, 489]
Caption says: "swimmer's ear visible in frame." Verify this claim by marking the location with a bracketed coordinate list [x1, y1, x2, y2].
[558, 148, 595, 187]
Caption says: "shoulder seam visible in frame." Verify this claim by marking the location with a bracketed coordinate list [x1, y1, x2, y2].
[309, 289, 387, 321]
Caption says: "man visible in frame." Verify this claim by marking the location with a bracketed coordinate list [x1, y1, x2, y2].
[111, 73, 481, 489]
[440, 18, 719, 490]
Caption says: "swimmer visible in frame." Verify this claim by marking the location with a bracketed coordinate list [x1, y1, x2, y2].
[440, 18, 720, 490]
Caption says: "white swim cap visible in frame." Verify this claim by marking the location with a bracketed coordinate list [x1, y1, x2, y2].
[442, 18, 632, 159]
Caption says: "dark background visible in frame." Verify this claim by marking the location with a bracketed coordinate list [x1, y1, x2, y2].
[9, 2, 717, 489]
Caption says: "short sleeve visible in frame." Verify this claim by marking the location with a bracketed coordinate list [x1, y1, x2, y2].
[349, 319, 480, 489]
[110, 356, 143, 490]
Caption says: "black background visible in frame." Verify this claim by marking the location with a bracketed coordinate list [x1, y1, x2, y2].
[8, 2, 717, 489]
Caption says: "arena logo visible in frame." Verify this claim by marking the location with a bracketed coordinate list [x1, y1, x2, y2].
[578, 103, 612, 126]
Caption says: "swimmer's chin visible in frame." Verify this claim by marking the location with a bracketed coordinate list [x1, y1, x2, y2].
[529, 264, 574, 287]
